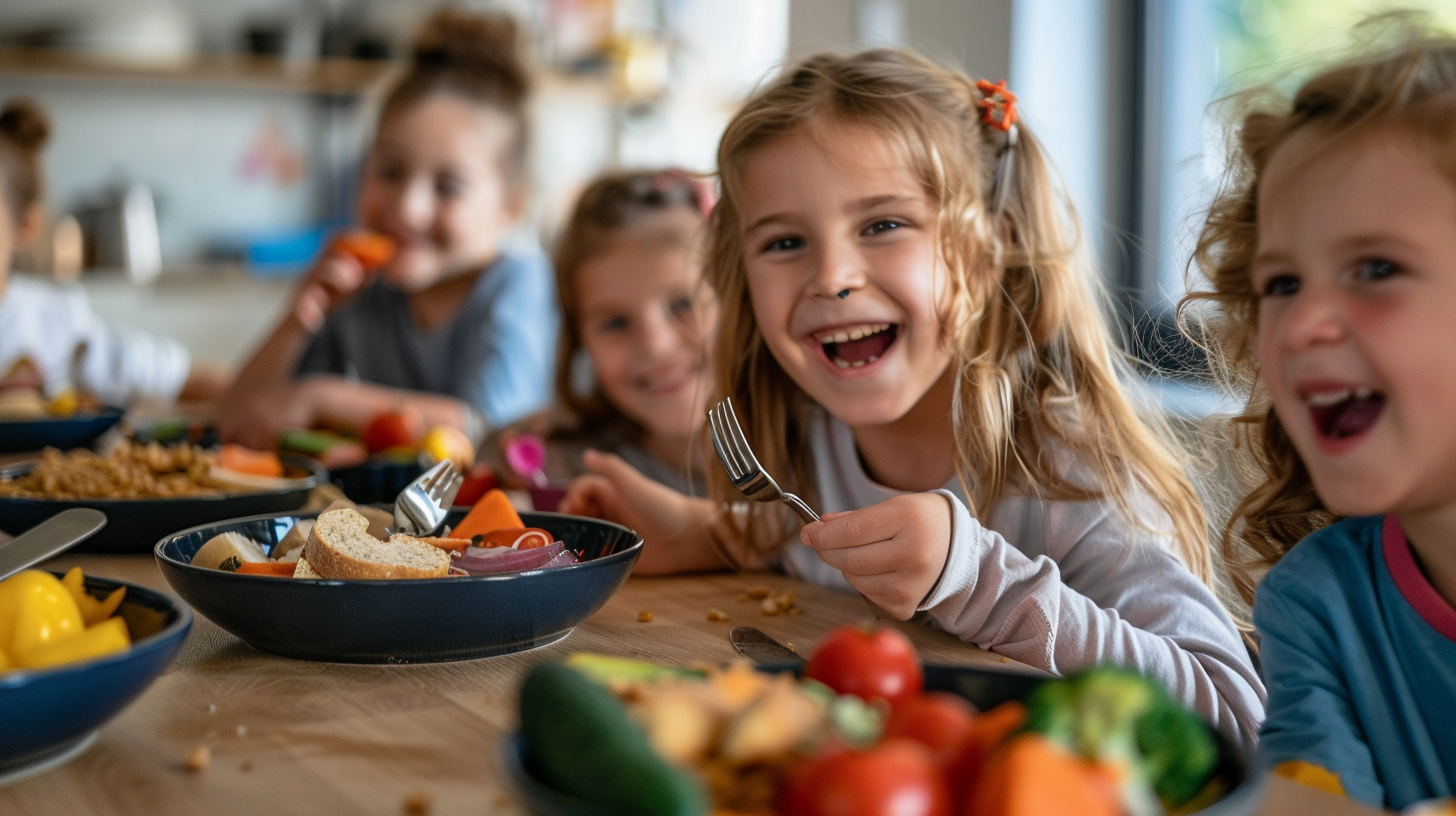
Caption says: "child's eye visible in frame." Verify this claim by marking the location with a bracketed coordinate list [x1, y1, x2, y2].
[598, 316, 629, 334]
[435, 175, 465, 199]
[761, 235, 804, 253]
[669, 296, 695, 316]
[1261, 274, 1300, 298]
[1357, 258, 1400, 281]
[373, 162, 405, 183]
[863, 219, 905, 236]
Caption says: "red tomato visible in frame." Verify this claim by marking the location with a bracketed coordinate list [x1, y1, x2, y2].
[781, 739, 950, 816]
[804, 625, 924, 710]
[361, 409, 422, 454]
[454, 463, 498, 507]
[884, 692, 978, 769]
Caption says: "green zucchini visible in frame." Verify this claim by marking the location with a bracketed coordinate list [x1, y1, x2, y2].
[519, 662, 707, 816]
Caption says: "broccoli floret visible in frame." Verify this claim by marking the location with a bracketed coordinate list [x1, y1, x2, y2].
[1136, 697, 1219, 808]
[1024, 667, 1220, 813]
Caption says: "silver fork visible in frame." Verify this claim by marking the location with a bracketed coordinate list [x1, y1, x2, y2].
[393, 459, 463, 537]
[708, 398, 898, 621]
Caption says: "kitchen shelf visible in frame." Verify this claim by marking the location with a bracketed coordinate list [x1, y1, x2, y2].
[0, 48, 400, 96]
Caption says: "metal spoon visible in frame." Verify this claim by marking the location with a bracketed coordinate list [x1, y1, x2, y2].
[0, 508, 107, 581]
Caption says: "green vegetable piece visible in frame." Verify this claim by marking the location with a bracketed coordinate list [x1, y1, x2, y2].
[520, 662, 707, 816]
[564, 653, 705, 686]
[1137, 699, 1219, 808]
[827, 693, 884, 749]
[278, 429, 339, 455]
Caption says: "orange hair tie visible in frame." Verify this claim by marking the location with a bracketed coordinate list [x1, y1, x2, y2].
[975, 79, 1018, 131]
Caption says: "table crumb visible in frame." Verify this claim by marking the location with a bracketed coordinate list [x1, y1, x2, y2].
[744, 586, 771, 600]
[206, 703, 216, 715]
[637, 610, 653, 623]
[707, 608, 730, 622]
[403, 789, 432, 814]
[761, 591, 800, 616]
[759, 598, 780, 616]
[235, 724, 247, 738]
[999, 657, 1008, 663]
[184, 745, 211, 772]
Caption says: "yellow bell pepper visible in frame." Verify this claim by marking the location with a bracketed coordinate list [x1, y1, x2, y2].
[0, 569, 130, 672]
[61, 567, 126, 626]
[0, 571, 84, 658]
[17, 617, 130, 670]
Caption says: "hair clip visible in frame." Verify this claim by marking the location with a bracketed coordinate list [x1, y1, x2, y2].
[974, 79, 1018, 131]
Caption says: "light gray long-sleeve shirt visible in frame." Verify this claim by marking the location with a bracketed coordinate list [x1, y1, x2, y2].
[781, 412, 1267, 750]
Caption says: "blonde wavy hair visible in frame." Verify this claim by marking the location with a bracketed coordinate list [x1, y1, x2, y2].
[1180, 17, 1456, 607]
[707, 49, 1213, 585]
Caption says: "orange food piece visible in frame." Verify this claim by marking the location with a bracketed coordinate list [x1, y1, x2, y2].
[951, 700, 1026, 807]
[236, 562, 297, 577]
[332, 230, 396, 270]
[469, 527, 553, 549]
[219, 444, 284, 478]
[964, 734, 1119, 816]
[451, 489, 524, 540]
[415, 536, 474, 553]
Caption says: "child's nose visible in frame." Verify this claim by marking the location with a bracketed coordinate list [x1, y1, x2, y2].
[398, 178, 434, 230]
[1282, 290, 1347, 349]
[808, 237, 867, 299]
[637, 310, 681, 359]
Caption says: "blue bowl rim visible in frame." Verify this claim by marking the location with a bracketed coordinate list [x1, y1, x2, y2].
[0, 572, 193, 690]
[0, 405, 125, 429]
[0, 454, 324, 508]
[153, 508, 645, 585]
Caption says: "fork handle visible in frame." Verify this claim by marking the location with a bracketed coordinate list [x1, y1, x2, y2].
[783, 494, 820, 525]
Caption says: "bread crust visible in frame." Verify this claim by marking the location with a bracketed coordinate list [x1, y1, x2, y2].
[305, 509, 450, 579]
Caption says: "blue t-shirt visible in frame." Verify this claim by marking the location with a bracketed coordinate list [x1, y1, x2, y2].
[1255, 514, 1456, 810]
[296, 250, 558, 429]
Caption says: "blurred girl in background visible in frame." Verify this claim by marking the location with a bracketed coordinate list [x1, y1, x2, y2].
[489, 169, 716, 497]
[221, 8, 556, 450]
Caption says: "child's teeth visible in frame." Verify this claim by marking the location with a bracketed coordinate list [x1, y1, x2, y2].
[1307, 390, 1351, 407]
[1354, 387, 1373, 400]
[834, 358, 850, 369]
[850, 360, 865, 368]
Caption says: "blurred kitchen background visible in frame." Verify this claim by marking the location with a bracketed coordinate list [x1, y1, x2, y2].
[0, 0, 1451, 414]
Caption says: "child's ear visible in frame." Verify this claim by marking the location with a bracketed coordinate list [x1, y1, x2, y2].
[15, 203, 43, 249]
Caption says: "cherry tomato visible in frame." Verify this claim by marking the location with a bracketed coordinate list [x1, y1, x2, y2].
[884, 692, 978, 769]
[804, 625, 924, 710]
[781, 739, 950, 816]
[361, 409, 423, 454]
[454, 463, 498, 507]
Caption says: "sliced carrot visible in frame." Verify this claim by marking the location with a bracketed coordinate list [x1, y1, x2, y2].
[332, 231, 396, 270]
[468, 528, 553, 549]
[450, 489, 524, 540]
[965, 733, 1120, 816]
[236, 562, 298, 577]
[219, 444, 283, 478]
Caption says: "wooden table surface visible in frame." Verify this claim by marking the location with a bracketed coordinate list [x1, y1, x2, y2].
[0, 553, 1388, 816]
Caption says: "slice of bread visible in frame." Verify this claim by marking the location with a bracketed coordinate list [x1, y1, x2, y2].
[322, 499, 392, 540]
[293, 557, 322, 578]
[304, 509, 450, 580]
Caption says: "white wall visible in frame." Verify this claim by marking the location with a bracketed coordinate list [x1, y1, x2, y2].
[789, 0, 1012, 79]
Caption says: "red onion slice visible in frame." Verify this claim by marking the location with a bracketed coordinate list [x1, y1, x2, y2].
[455, 541, 570, 575]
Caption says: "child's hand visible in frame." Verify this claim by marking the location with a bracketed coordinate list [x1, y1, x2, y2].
[292, 251, 372, 333]
[560, 449, 719, 574]
[799, 493, 954, 620]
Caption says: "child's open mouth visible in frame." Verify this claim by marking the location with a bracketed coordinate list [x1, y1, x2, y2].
[814, 323, 897, 369]
[1307, 387, 1385, 441]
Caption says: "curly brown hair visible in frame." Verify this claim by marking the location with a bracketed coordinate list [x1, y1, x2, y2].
[1179, 16, 1456, 606]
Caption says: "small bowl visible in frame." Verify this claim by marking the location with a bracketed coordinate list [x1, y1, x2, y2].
[0, 573, 192, 785]
[0, 407, 124, 454]
[0, 455, 323, 554]
[155, 509, 642, 664]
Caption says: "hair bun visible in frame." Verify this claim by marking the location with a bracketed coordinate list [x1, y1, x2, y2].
[410, 9, 529, 104]
[0, 98, 51, 154]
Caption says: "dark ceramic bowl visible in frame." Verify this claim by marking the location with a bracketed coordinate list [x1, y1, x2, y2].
[504, 664, 1265, 816]
[0, 572, 192, 784]
[0, 456, 322, 554]
[154, 509, 642, 664]
[0, 407, 124, 454]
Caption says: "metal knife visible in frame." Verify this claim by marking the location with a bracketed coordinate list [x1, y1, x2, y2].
[729, 626, 804, 668]
[0, 508, 107, 581]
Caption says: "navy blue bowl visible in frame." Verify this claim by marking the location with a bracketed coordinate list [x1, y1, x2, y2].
[0, 572, 192, 780]
[504, 664, 1263, 816]
[0, 407, 124, 454]
[155, 509, 642, 663]
[0, 456, 323, 554]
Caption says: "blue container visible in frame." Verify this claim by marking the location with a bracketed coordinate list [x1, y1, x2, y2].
[246, 224, 330, 277]
[0, 574, 192, 782]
